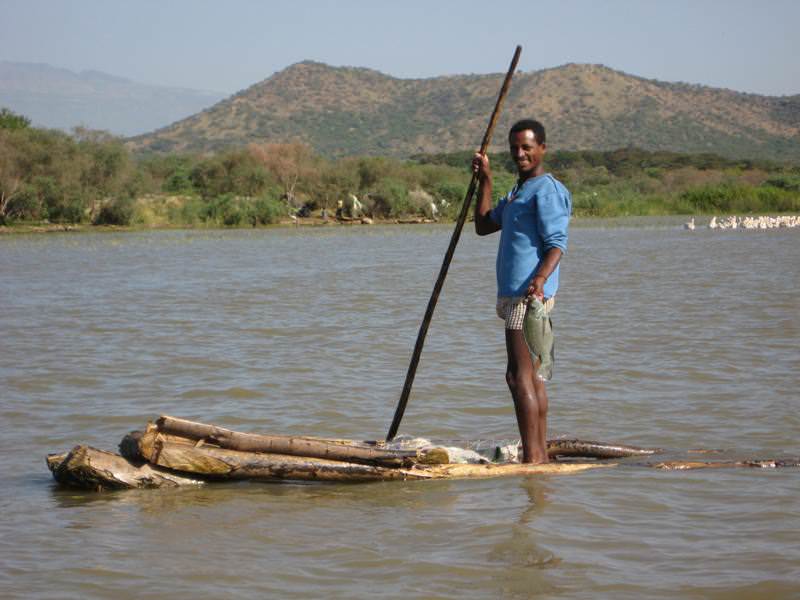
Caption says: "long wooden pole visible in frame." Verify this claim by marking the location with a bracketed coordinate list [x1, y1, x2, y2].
[386, 46, 522, 441]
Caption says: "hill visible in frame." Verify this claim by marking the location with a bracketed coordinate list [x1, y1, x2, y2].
[0, 61, 226, 137]
[129, 61, 800, 161]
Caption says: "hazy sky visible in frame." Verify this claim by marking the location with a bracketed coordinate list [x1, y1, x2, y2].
[2, 0, 797, 96]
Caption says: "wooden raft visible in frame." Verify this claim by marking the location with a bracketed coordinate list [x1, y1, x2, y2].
[46, 415, 799, 491]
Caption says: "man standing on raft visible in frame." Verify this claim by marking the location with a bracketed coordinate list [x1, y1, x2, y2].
[472, 119, 572, 464]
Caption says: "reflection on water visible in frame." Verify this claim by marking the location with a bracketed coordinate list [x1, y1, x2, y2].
[1, 223, 798, 599]
[487, 479, 560, 598]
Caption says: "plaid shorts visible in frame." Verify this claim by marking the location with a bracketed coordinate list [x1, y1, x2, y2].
[496, 296, 555, 330]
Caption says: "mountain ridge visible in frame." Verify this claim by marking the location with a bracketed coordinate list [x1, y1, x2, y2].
[5, 59, 797, 161]
[130, 60, 799, 161]
[0, 61, 226, 136]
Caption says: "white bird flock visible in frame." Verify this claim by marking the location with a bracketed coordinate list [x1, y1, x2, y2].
[701, 215, 800, 230]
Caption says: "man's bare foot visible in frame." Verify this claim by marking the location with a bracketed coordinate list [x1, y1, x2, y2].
[521, 453, 549, 464]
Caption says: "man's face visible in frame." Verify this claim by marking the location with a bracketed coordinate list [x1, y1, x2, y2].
[509, 129, 546, 178]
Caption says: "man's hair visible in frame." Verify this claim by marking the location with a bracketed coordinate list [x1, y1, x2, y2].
[509, 119, 546, 145]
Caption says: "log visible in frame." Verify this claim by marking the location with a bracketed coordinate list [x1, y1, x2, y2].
[153, 415, 436, 467]
[133, 428, 615, 482]
[646, 459, 800, 470]
[155, 416, 659, 465]
[422, 462, 616, 479]
[547, 439, 660, 459]
[126, 428, 644, 472]
[130, 429, 619, 482]
[134, 431, 423, 482]
[425, 458, 798, 475]
[119, 429, 213, 461]
[47, 445, 204, 490]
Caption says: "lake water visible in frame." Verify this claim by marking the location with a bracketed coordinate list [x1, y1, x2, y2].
[1, 221, 798, 599]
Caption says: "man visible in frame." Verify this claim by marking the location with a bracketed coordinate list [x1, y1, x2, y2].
[472, 119, 571, 464]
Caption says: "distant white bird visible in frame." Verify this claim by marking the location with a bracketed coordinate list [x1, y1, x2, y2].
[429, 201, 439, 221]
[684, 217, 695, 231]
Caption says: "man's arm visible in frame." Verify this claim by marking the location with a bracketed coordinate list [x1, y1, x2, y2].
[472, 152, 501, 236]
[527, 190, 570, 300]
[526, 247, 562, 300]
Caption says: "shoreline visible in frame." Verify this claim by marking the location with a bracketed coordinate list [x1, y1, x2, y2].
[2, 213, 799, 236]
[0, 216, 438, 235]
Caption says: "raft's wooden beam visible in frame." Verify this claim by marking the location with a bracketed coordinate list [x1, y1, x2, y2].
[133, 431, 424, 482]
[547, 439, 660, 459]
[131, 428, 619, 482]
[47, 445, 204, 490]
[421, 462, 616, 479]
[646, 459, 800, 470]
[154, 415, 429, 467]
[155, 415, 660, 464]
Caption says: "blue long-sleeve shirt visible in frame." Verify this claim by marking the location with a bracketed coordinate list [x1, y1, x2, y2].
[489, 173, 572, 298]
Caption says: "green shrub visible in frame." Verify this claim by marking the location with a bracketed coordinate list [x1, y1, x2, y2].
[357, 157, 395, 190]
[644, 167, 664, 179]
[253, 195, 285, 225]
[0, 108, 31, 130]
[435, 180, 467, 205]
[679, 183, 742, 212]
[763, 174, 800, 192]
[44, 190, 85, 223]
[163, 160, 196, 193]
[190, 150, 270, 199]
[162, 169, 191, 194]
[94, 197, 135, 226]
[755, 186, 800, 212]
[583, 166, 612, 186]
[3, 184, 42, 221]
[173, 197, 206, 225]
[368, 177, 408, 217]
[572, 192, 602, 217]
[204, 193, 239, 225]
[678, 182, 799, 213]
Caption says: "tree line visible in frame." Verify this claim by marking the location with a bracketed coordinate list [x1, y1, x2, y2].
[1, 108, 798, 228]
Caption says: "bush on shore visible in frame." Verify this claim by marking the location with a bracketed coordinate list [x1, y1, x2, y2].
[2, 108, 799, 229]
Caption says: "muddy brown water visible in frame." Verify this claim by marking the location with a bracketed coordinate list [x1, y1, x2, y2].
[1, 220, 798, 599]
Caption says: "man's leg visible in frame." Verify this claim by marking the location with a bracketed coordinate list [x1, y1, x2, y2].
[505, 329, 549, 463]
[531, 357, 549, 458]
